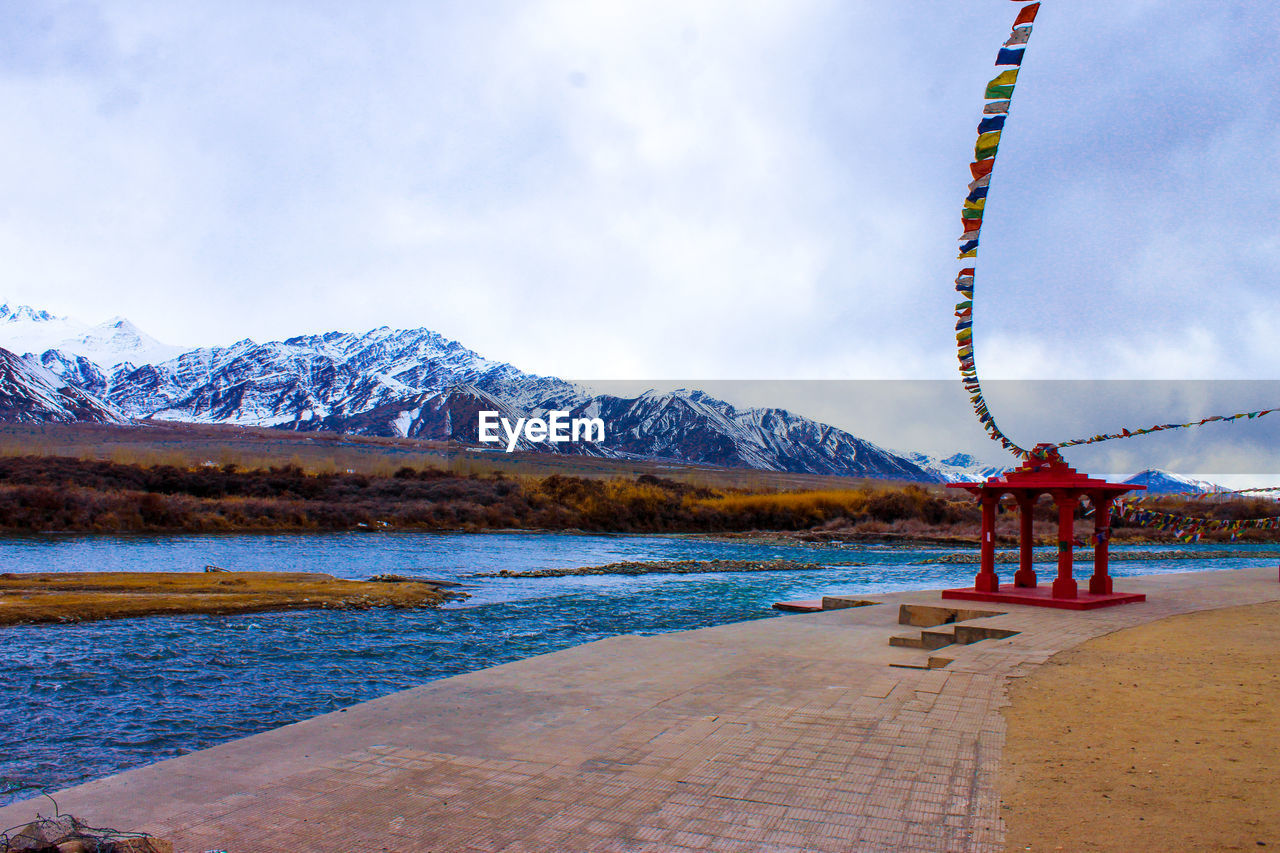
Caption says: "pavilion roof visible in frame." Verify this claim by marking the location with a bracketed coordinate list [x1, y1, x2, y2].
[945, 444, 1146, 496]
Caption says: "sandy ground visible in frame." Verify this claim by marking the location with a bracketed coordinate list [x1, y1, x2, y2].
[1001, 599, 1280, 852]
[0, 571, 451, 626]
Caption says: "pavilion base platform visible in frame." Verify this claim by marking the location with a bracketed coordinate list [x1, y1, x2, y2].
[943, 584, 1145, 611]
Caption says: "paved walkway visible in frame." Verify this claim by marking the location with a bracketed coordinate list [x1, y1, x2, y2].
[2, 566, 1277, 852]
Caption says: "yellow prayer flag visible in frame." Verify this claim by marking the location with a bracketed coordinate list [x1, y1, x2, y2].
[988, 69, 1019, 88]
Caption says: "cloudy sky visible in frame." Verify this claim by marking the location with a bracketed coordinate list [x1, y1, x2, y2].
[2, 1, 1279, 474]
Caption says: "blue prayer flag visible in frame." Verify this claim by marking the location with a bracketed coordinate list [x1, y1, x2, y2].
[996, 48, 1024, 66]
[977, 115, 1006, 134]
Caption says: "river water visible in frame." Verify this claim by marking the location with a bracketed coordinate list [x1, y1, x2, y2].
[0, 532, 1273, 805]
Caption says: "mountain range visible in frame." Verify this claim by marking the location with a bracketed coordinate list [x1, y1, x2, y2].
[0, 303, 1024, 482]
[1119, 468, 1222, 495]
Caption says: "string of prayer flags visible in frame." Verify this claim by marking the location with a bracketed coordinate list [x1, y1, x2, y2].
[1052, 407, 1280, 450]
[1112, 496, 1280, 537]
[950, 2, 1277, 464]
[949, 3, 1044, 459]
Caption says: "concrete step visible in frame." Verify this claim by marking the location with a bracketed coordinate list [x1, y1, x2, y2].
[889, 656, 954, 670]
[772, 600, 823, 613]
[889, 630, 958, 651]
[887, 603, 1021, 653]
[954, 624, 1020, 644]
[920, 629, 959, 650]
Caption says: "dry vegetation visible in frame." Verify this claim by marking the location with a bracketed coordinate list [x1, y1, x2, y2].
[0, 571, 451, 627]
[0, 423, 1273, 540]
[0, 455, 974, 534]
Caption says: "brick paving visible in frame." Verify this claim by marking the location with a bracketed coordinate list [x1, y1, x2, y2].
[2, 566, 1276, 852]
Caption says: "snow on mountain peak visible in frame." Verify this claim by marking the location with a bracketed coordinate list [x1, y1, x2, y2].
[0, 304, 59, 324]
[1121, 468, 1223, 494]
[0, 303, 184, 371]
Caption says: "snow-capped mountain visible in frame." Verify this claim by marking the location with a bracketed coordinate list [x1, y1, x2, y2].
[292, 382, 935, 479]
[0, 304, 184, 371]
[2, 302, 942, 479]
[1121, 469, 1223, 494]
[103, 327, 582, 428]
[584, 390, 933, 478]
[899, 451, 1008, 483]
[0, 347, 128, 424]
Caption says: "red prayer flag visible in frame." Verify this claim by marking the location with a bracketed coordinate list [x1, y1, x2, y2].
[970, 160, 994, 180]
[1014, 3, 1040, 26]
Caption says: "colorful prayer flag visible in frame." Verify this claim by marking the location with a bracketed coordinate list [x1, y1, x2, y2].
[996, 48, 1025, 66]
[989, 69, 1019, 87]
[1014, 3, 1040, 26]
[978, 115, 1007, 134]
[1005, 26, 1032, 47]
[968, 173, 992, 192]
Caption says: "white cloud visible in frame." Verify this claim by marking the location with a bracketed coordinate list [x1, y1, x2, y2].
[0, 0, 1277, 394]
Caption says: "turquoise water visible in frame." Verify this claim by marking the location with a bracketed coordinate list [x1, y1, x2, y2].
[0, 532, 1273, 805]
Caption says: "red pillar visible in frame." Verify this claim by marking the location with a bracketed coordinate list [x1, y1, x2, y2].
[975, 494, 999, 592]
[1052, 493, 1078, 599]
[1014, 494, 1037, 588]
[1090, 494, 1113, 595]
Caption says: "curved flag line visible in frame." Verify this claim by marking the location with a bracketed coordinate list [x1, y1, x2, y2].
[955, 2, 1280, 467]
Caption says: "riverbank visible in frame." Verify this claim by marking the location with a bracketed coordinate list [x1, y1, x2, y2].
[0, 571, 459, 627]
[1000, 598, 1280, 851]
[2, 566, 1275, 851]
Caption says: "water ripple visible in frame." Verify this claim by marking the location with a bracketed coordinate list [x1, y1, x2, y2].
[0, 532, 1272, 804]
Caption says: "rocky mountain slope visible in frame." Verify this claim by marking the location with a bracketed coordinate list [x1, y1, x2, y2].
[0, 302, 1009, 481]
[0, 346, 128, 424]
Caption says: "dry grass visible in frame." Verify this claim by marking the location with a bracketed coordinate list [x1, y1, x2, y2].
[0, 571, 450, 627]
[0, 421, 904, 492]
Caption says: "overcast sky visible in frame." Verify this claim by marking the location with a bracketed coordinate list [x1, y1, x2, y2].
[3, 3, 1278, 395]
